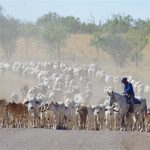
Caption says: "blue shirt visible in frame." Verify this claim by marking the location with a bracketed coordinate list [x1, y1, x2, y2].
[124, 82, 135, 96]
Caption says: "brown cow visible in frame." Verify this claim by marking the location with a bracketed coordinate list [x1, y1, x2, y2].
[5, 102, 28, 128]
[77, 106, 88, 129]
[0, 99, 8, 128]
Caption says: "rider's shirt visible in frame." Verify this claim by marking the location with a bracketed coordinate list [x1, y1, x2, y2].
[124, 82, 135, 97]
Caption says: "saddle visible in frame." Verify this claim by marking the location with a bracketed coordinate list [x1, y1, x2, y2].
[125, 95, 141, 104]
[133, 98, 141, 104]
[125, 96, 141, 113]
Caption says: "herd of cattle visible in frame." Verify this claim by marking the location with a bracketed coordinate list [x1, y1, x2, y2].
[0, 61, 150, 131]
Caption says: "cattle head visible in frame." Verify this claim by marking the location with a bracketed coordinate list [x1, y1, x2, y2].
[48, 101, 58, 111]
[75, 105, 81, 115]
[39, 104, 45, 113]
[44, 103, 49, 110]
[93, 106, 100, 115]
[24, 97, 41, 111]
[77, 106, 88, 116]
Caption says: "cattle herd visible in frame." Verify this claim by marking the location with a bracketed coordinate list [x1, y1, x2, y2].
[0, 61, 150, 131]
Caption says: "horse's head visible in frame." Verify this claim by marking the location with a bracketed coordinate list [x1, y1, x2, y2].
[107, 91, 116, 106]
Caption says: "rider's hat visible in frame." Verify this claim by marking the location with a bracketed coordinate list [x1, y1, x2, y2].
[121, 77, 127, 83]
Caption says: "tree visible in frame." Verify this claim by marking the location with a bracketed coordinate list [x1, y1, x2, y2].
[102, 14, 133, 34]
[134, 18, 150, 36]
[126, 28, 148, 68]
[19, 22, 38, 56]
[60, 16, 81, 33]
[37, 12, 69, 60]
[0, 5, 3, 16]
[51, 24, 69, 60]
[91, 32, 132, 67]
[103, 34, 132, 67]
[84, 23, 99, 33]
[0, 7, 20, 59]
[90, 31, 102, 62]
[37, 12, 61, 25]
[40, 22, 69, 60]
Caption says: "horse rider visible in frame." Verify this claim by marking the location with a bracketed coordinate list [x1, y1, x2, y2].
[121, 77, 136, 112]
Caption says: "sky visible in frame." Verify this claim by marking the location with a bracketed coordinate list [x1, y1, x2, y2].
[0, 0, 150, 24]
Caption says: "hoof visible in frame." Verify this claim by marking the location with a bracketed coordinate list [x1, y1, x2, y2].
[140, 129, 144, 132]
[120, 128, 123, 131]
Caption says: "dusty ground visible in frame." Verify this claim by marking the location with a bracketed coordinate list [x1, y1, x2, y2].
[0, 129, 150, 150]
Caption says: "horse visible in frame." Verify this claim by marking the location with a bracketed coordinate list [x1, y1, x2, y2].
[107, 91, 147, 132]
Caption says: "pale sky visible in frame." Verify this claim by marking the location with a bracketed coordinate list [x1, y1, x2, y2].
[0, 0, 150, 23]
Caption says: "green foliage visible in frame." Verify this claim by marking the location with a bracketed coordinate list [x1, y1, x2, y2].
[102, 14, 133, 34]
[0, 5, 3, 17]
[134, 19, 150, 36]
[37, 12, 61, 26]
[42, 22, 68, 47]
[37, 13, 69, 59]
[102, 33, 131, 67]
[90, 31, 102, 52]
[83, 23, 99, 33]
[90, 14, 149, 68]
[0, 8, 20, 59]
[37, 12, 99, 34]
[126, 28, 148, 67]
[60, 16, 81, 33]
[126, 29, 148, 51]
[19, 22, 37, 38]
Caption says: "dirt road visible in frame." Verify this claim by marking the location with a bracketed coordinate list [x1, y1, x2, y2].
[0, 129, 150, 150]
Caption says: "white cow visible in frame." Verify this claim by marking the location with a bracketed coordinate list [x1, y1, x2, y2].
[24, 97, 41, 128]
[48, 101, 66, 129]
[93, 105, 105, 130]
[105, 106, 114, 130]
[87, 106, 95, 130]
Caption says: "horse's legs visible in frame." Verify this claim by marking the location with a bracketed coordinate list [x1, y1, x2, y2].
[132, 113, 138, 131]
[140, 111, 145, 132]
[120, 113, 126, 131]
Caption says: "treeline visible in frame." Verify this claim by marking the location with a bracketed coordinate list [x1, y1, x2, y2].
[90, 15, 150, 68]
[0, 5, 150, 67]
[0, 7, 99, 60]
